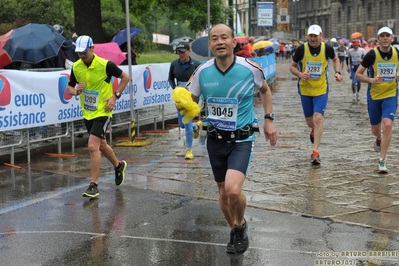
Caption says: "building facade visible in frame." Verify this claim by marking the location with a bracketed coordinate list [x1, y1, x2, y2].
[235, 0, 399, 41]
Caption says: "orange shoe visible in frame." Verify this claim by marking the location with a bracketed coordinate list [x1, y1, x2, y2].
[311, 150, 321, 165]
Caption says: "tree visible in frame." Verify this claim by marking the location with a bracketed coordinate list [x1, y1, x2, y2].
[0, 0, 75, 35]
[158, 0, 232, 33]
[74, 0, 106, 42]
[0, 0, 233, 51]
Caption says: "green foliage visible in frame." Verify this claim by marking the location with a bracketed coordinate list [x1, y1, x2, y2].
[101, 0, 128, 41]
[137, 51, 177, 64]
[0, 0, 74, 36]
[164, 0, 231, 33]
[0, 0, 232, 52]
[129, 0, 158, 18]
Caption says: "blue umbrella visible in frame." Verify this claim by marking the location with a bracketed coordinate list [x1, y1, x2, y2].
[190, 36, 214, 60]
[264, 46, 276, 53]
[3, 23, 66, 64]
[112, 27, 142, 46]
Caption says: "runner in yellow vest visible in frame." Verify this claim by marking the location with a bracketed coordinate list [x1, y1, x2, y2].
[289, 25, 342, 165]
[355, 27, 399, 173]
[66, 35, 130, 198]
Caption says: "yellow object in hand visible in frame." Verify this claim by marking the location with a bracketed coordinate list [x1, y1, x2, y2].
[172, 86, 201, 124]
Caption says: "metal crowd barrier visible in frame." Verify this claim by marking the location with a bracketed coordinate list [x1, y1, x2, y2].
[1, 54, 276, 166]
[0, 103, 175, 165]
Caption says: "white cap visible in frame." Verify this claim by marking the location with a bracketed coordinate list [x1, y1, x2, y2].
[307, 25, 322, 36]
[75, 35, 93, 53]
[377, 27, 393, 36]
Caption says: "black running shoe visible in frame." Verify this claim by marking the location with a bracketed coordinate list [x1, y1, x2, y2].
[82, 182, 99, 198]
[234, 220, 249, 253]
[115, 160, 127, 186]
[226, 229, 236, 254]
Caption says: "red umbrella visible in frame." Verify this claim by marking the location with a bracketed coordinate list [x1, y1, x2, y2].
[235, 35, 249, 44]
[0, 30, 14, 68]
[0, 48, 12, 68]
[93, 42, 126, 65]
[0, 29, 13, 49]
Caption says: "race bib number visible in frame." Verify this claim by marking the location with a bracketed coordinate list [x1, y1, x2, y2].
[377, 63, 396, 82]
[206, 97, 238, 131]
[306, 62, 323, 79]
[83, 89, 99, 111]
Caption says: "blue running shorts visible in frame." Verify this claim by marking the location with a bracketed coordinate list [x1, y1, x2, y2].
[300, 93, 328, 118]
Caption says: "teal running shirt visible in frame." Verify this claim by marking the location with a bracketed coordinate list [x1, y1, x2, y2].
[187, 56, 265, 132]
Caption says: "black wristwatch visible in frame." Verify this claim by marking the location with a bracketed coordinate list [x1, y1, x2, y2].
[114, 92, 121, 99]
[335, 71, 341, 75]
[264, 113, 275, 120]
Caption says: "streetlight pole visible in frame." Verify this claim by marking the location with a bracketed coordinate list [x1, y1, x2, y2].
[293, 0, 299, 40]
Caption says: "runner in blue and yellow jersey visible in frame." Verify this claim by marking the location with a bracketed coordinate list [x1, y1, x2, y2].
[66, 35, 130, 198]
[355, 27, 399, 173]
[187, 24, 277, 254]
[289, 24, 342, 165]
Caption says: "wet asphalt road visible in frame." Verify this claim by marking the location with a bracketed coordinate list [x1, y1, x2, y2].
[2, 59, 399, 265]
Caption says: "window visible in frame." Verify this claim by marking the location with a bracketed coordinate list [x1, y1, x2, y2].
[367, 3, 372, 18]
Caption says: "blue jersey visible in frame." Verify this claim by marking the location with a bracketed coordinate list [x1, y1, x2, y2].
[187, 56, 265, 131]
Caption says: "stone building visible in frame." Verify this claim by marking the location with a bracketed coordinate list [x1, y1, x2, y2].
[235, 0, 399, 41]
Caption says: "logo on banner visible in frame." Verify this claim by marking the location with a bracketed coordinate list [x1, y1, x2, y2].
[143, 66, 152, 92]
[0, 74, 11, 111]
[58, 73, 73, 104]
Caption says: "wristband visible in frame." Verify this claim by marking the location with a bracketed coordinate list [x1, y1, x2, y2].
[335, 71, 341, 75]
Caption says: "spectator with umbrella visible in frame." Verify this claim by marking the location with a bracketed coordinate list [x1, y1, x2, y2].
[3, 23, 66, 67]
[120, 35, 139, 65]
[113, 27, 142, 65]
[234, 42, 253, 58]
[248, 37, 255, 56]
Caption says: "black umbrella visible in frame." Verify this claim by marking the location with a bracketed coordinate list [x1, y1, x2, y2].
[190, 36, 214, 61]
[169, 36, 194, 47]
[3, 23, 66, 64]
